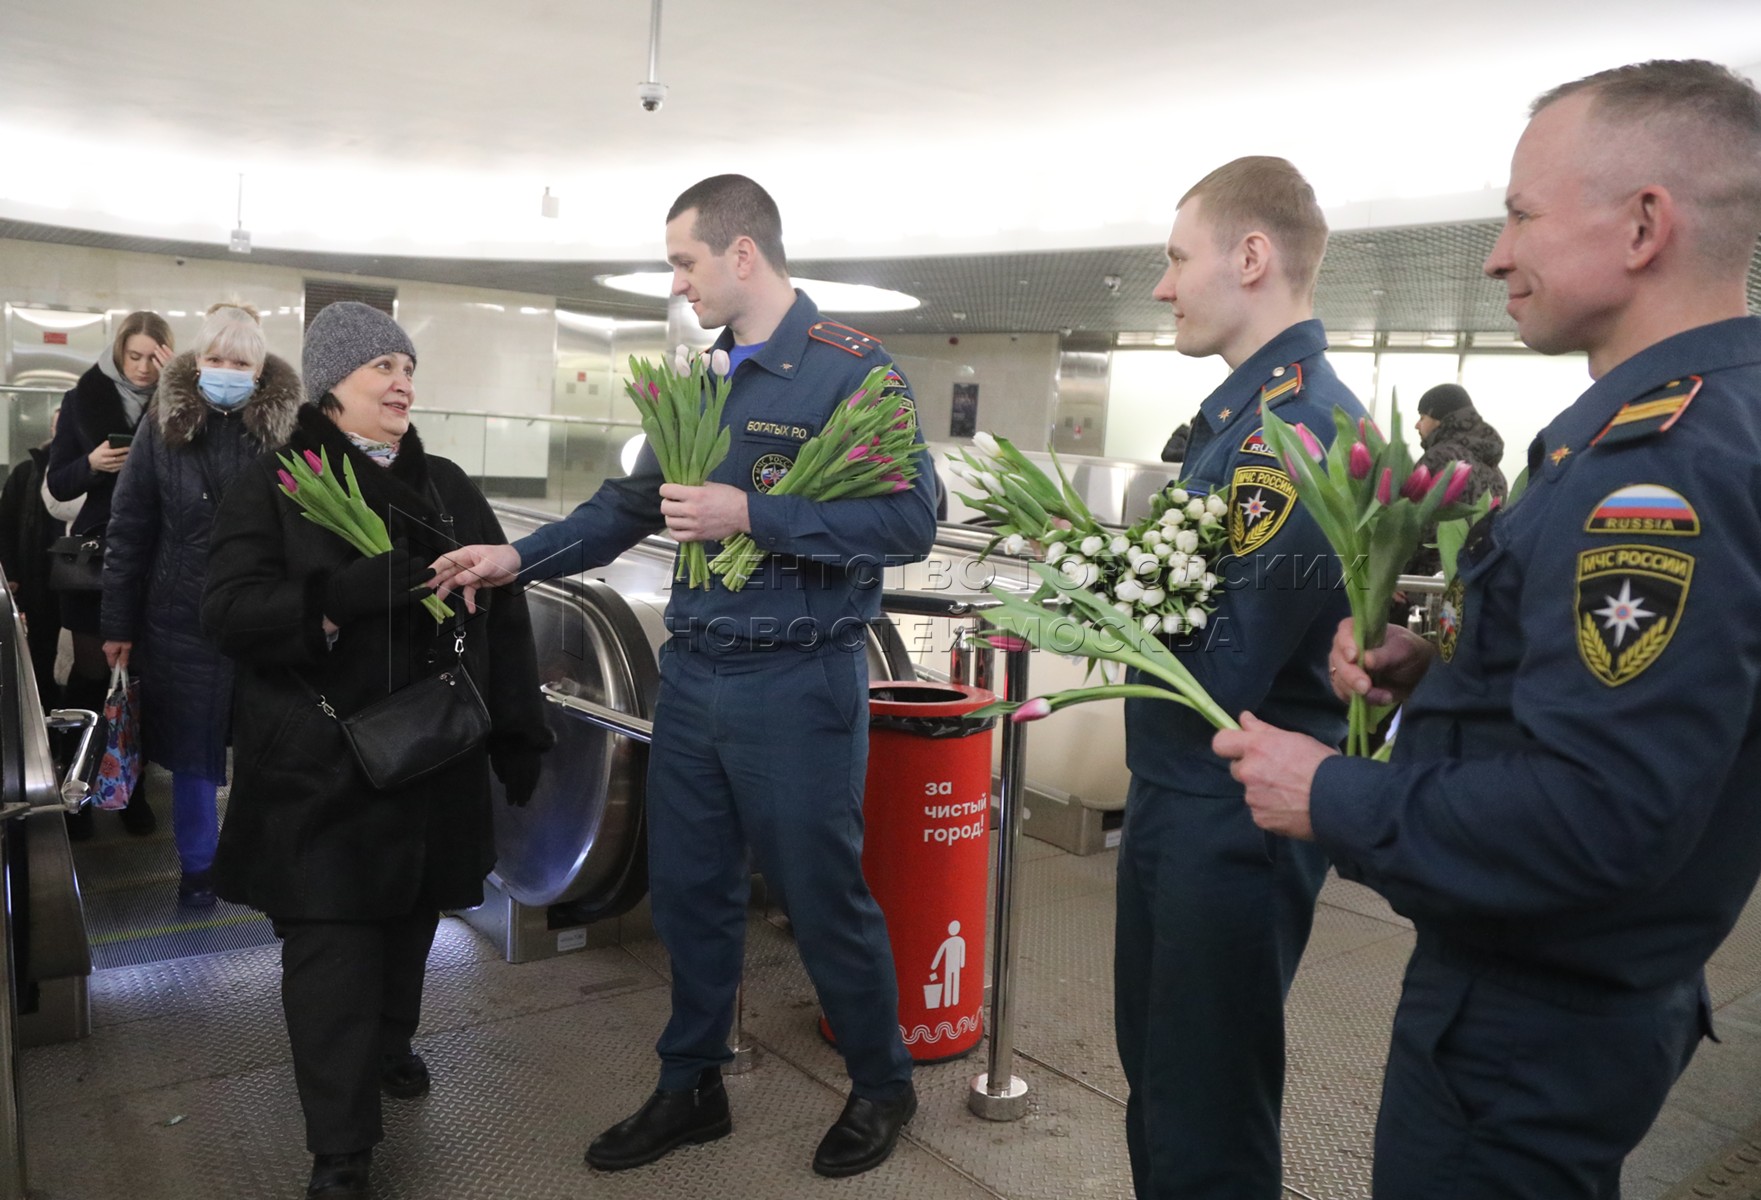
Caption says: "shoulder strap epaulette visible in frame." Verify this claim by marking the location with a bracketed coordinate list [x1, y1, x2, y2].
[1259, 363, 1303, 408]
[1591, 376, 1702, 447]
[808, 320, 882, 358]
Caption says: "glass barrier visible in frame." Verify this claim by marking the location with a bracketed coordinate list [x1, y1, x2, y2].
[419, 410, 643, 514]
[0, 388, 62, 486]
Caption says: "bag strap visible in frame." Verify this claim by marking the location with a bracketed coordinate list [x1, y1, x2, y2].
[110, 663, 128, 692]
[293, 625, 468, 720]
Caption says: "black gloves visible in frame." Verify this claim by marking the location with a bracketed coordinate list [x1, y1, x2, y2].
[491, 743, 545, 807]
[323, 547, 437, 625]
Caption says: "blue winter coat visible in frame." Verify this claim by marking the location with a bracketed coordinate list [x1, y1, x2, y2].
[100, 352, 302, 780]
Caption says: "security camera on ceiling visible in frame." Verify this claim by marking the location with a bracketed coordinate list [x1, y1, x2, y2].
[637, 81, 667, 112]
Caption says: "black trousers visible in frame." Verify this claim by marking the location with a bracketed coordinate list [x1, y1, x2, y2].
[273, 910, 441, 1154]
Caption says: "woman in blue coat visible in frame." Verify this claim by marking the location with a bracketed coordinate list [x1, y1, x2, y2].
[101, 303, 301, 906]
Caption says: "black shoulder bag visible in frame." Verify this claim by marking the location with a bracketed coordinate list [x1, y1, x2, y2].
[302, 472, 491, 792]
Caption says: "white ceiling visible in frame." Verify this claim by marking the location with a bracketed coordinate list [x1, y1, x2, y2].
[4, 0, 1761, 261]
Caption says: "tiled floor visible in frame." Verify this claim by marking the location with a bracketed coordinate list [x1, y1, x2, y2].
[19, 832, 1761, 1199]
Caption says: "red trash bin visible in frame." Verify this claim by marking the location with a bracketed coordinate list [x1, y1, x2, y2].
[820, 681, 995, 1063]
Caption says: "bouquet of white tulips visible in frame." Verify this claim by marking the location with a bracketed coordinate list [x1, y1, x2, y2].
[945, 432, 1229, 638]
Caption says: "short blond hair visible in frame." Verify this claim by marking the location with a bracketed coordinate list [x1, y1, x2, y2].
[1534, 60, 1761, 271]
[197, 302, 265, 369]
[1179, 156, 1328, 297]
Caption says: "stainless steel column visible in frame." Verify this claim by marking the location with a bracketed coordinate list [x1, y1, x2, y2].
[968, 633, 1030, 1120]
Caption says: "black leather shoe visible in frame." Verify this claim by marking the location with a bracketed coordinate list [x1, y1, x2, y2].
[118, 793, 156, 836]
[306, 1150, 370, 1197]
[586, 1068, 731, 1171]
[381, 1051, 430, 1099]
[812, 1085, 917, 1178]
[178, 870, 217, 909]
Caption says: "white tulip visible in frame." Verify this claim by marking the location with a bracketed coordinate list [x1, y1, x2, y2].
[1189, 555, 1206, 574]
[1196, 590, 1211, 606]
[1133, 555, 1161, 576]
[1168, 551, 1189, 571]
[1184, 561, 1207, 585]
[1206, 493, 1228, 517]
[1062, 561, 1099, 588]
[1081, 535, 1104, 556]
[1141, 586, 1166, 607]
[1167, 488, 1190, 505]
[1140, 529, 1163, 547]
[1114, 578, 1145, 603]
[1141, 613, 1161, 634]
[1114, 601, 1134, 616]
[1001, 534, 1027, 556]
[1186, 607, 1209, 630]
[972, 431, 1001, 460]
[672, 345, 691, 375]
[1161, 509, 1185, 528]
[1174, 529, 1200, 554]
[1200, 512, 1220, 527]
[1109, 535, 1129, 556]
[1201, 572, 1217, 590]
[976, 471, 1002, 494]
[1155, 542, 1173, 558]
[1045, 541, 1067, 563]
[710, 348, 731, 377]
[1185, 499, 1206, 519]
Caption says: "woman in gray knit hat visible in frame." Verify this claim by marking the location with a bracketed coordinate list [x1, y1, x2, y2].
[201, 301, 551, 1199]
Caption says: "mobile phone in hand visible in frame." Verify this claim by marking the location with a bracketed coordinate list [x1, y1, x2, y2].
[106, 434, 133, 449]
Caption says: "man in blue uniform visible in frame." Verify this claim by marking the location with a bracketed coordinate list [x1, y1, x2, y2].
[1118, 156, 1366, 1200]
[1216, 61, 1761, 1198]
[433, 174, 935, 1178]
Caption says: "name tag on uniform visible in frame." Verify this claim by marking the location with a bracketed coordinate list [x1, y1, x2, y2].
[745, 419, 811, 442]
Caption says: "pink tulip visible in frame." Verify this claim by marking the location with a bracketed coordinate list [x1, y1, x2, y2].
[646, 382, 660, 399]
[847, 446, 870, 462]
[1348, 442, 1372, 480]
[882, 471, 906, 483]
[303, 449, 323, 474]
[1296, 424, 1325, 463]
[890, 481, 911, 493]
[1282, 454, 1301, 478]
[1375, 468, 1393, 505]
[1440, 461, 1473, 505]
[871, 455, 895, 465]
[1400, 464, 1432, 501]
[1489, 496, 1502, 511]
[277, 468, 298, 493]
[1360, 416, 1383, 441]
[1011, 697, 1053, 723]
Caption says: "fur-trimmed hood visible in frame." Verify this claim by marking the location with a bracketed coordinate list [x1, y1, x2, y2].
[154, 351, 302, 451]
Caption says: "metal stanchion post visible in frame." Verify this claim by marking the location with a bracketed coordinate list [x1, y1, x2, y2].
[968, 631, 1031, 1120]
[727, 979, 757, 1073]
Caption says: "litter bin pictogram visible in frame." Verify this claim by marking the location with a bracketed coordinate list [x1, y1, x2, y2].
[821, 681, 995, 1063]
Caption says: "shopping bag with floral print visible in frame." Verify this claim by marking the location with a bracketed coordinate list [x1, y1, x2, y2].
[93, 664, 140, 811]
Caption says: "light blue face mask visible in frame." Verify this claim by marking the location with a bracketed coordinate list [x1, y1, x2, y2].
[198, 367, 256, 410]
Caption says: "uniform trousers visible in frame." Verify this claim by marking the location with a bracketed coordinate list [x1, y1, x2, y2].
[1114, 778, 1327, 1200]
[647, 638, 913, 1098]
[1371, 944, 1705, 1200]
[274, 910, 441, 1153]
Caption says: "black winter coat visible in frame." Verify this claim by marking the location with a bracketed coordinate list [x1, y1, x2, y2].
[202, 407, 550, 919]
[0, 446, 60, 627]
[46, 362, 141, 536]
[101, 353, 303, 780]
[1408, 406, 1510, 577]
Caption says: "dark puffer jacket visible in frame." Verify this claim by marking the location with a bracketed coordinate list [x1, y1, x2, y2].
[101, 353, 302, 780]
[1408, 406, 1509, 576]
[201, 406, 551, 920]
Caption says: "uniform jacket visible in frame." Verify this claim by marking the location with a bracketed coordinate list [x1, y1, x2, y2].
[512, 291, 938, 648]
[46, 362, 141, 535]
[101, 352, 302, 780]
[202, 406, 550, 919]
[1126, 320, 1365, 796]
[1407, 406, 1509, 577]
[1313, 317, 1761, 992]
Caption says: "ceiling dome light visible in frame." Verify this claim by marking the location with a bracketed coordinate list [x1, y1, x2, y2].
[598, 273, 919, 313]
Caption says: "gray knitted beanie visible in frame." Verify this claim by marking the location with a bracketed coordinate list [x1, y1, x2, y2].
[301, 301, 417, 404]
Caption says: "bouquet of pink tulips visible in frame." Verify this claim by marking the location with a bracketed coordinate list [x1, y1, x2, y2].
[708, 363, 920, 591]
[626, 346, 734, 590]
[276, 447, 453, 623]
[1257, 402, 1472, 755]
